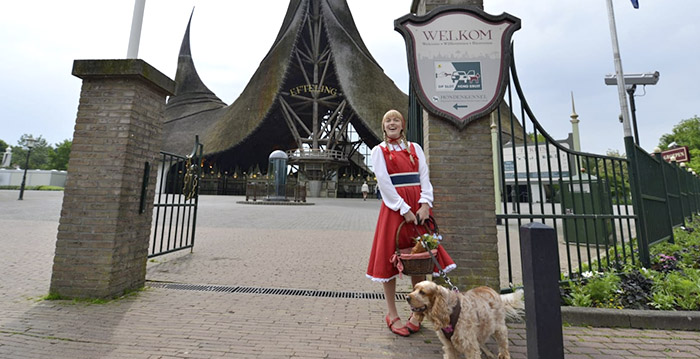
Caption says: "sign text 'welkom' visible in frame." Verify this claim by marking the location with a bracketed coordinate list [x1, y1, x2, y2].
[395, 6, 520, 129]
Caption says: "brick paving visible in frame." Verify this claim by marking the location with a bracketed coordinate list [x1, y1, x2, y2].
[0, 190, 699, 358]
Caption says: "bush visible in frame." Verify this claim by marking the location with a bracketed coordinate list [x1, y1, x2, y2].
[562, 217, 700, 311]
[618, 270, 654, 310]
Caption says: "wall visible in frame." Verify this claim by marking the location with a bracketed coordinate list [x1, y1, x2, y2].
[0, 169, 67, 187]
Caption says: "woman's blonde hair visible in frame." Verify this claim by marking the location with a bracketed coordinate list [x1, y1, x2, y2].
[381, 109, 413, 164]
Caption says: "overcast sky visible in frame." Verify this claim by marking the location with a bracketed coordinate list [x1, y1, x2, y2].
[2, 1, 698, 156]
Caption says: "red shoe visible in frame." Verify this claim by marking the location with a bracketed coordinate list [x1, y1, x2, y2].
[385, 315, 410, 337]
[406, 313, 421, 333]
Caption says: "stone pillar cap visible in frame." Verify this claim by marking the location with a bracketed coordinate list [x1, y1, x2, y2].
[72, 59, 175, 96]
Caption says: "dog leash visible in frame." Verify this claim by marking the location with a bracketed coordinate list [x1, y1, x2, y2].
[415, 218, 459, 293]
[421, 240, 459, 292]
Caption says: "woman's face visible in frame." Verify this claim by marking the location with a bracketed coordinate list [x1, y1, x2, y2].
[383, 115, 403, 140]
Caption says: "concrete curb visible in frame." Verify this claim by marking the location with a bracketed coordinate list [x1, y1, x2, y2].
[561, 306, 700, 331]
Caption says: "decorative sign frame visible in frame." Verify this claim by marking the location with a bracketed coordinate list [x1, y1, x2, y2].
[395, 6, 520, 129]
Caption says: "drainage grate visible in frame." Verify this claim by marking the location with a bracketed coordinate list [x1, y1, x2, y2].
[148, 281, 408, 301]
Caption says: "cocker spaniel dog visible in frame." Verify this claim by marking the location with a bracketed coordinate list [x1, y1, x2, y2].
[407, 281, 523, 359]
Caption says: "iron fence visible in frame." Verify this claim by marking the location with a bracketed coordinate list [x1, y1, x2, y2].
[244, 181, 307, 202]
[497, 53, 700, 290]
[497, 55, 637, 288]
[626, 139, 700, 267]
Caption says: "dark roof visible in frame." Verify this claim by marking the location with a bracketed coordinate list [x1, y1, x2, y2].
[162, 0, 409, 171]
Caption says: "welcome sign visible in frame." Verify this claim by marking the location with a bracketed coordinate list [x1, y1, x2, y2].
[395, 7, 520, 129]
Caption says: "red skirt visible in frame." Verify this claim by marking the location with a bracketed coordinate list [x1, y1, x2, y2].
[366, 187, 456, 281]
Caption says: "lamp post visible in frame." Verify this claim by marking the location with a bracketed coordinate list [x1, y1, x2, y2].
[18, 135, 37, 200]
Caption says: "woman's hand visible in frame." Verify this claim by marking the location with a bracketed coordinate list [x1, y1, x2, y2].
[416, 203, 431, 225]
[404, 204, 430, 225]
[403, 211, 418, 225]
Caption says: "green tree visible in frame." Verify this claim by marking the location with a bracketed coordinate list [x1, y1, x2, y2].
[48, 139, 72, 170]
[11, 134, 51, 170]
[582, 149, 631, 204]
[527, 132, 547, 144]
[658, 115, 700, 171]
[600, 149, 630, 203]
[0, 139, 8, 154]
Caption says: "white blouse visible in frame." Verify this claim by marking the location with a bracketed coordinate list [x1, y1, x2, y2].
[371, 141, 434, 215]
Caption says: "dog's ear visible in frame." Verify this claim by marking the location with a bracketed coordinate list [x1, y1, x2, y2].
[412, 311, 425, 322]
[428, 284, 450, 328]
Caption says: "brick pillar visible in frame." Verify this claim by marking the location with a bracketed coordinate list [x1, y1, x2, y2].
[50, 59, 174, 299]
[424, 113, 499, 290]
[412, 0, 498, 290]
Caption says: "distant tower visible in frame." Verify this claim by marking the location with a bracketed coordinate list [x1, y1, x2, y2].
[570, 91, 581, 152]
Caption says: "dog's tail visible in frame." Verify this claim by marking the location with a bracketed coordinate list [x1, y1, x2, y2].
[500, 289, 524, 322]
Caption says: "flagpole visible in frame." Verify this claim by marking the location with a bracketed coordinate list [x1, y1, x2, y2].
[127, 0, 147, 59]
[605, 0, 632, 138]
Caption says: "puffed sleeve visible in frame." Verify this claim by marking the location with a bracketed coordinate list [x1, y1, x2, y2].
[412, 143, 434, 207]
[372, 144, 412, 215]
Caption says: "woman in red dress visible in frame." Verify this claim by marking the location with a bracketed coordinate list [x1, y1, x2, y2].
[366, 109, 456, 336]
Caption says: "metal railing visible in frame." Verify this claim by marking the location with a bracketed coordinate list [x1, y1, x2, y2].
[286, 148, 347, 161]
[244, 181, 307, 202]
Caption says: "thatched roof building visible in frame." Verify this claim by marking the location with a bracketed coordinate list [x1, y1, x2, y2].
[162, 0, 409, 175]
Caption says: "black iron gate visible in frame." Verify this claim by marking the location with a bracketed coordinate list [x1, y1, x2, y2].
[496, 50, 638, 288]
[495, 49, 700, 289]
[149, 137, 203, 258]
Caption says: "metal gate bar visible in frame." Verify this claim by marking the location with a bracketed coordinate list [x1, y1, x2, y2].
[149, 137, 202, 258]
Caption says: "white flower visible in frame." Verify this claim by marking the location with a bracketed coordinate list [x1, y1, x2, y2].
[582, 271, 594, 278]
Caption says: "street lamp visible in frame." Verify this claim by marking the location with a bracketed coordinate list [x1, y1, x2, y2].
[604, 71, 659, 146]
[18, 135, 37, 200]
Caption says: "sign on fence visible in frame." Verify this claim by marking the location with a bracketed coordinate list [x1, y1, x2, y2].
[661, 146, 689, 163]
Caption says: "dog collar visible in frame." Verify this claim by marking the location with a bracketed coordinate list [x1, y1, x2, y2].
[441, 300, 461, 340]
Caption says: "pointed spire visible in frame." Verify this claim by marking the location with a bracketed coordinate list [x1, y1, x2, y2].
[570, 91, 579, 121]
[570, 91, 581, 152]
[166, 9, 226, 118]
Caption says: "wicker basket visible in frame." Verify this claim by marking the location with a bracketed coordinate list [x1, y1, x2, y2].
[394, 221, 437, 276]
[397, 248, 438, 275]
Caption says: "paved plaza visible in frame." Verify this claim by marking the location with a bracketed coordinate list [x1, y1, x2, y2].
[0, 190, 699, 358]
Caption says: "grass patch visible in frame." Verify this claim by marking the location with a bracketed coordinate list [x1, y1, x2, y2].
[42, 286, 148, 304]
[0, 185, 63, 191]
[42, 292, 64, 301]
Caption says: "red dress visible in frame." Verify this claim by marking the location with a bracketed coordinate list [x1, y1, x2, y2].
[366, 143, 456, 281]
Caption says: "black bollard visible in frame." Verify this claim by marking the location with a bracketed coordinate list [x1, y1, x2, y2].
[520, 222, 564, 359]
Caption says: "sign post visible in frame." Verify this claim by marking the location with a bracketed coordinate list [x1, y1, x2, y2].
[395, 6, 520, 290]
